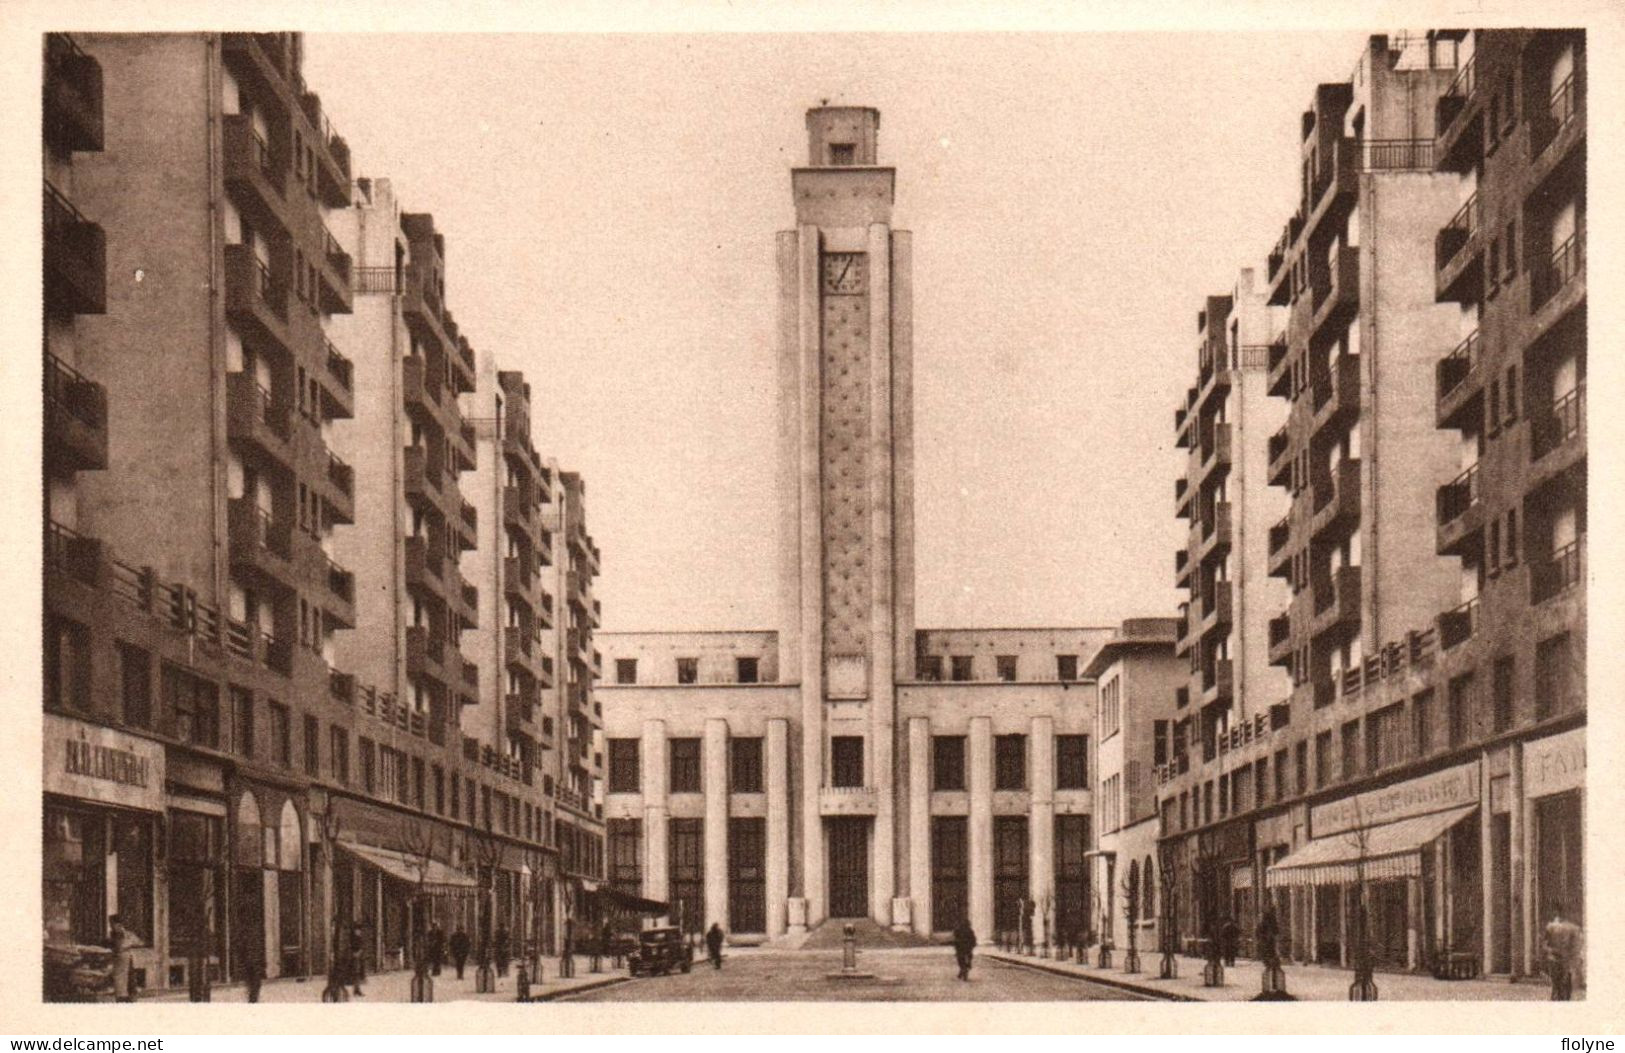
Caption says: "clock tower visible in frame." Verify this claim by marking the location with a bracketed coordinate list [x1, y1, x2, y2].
[776, 106, 915, 929]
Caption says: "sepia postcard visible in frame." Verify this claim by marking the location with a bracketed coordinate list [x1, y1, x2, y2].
[3, 0, 1621, 1038]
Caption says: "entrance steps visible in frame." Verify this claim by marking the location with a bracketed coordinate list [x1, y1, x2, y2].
[797, 917, 935, 950]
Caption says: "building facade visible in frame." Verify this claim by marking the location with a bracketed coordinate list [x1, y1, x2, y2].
[1155, 31, 1585, 980]
[597, 107, 1132, 946]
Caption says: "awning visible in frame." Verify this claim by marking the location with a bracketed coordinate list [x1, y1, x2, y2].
[592, 886, 670, 915]
[1231, 865, 1254, 890]
[339, 841, 479, 898]
[1265, 805, 1476, 889]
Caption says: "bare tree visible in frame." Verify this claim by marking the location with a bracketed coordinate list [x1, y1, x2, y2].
[318, 809, 347, 1003]
[1194, 844, 1225, 987]
[1120, 872, 1141, 973]
[1157, 849, 1179, 980]
[460, 827, 502, 992]
[400, 820, 438, 1003]
[1347, 797, 1378, 1001]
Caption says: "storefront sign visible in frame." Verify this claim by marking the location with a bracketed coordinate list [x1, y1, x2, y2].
[1524, 727, 1585, 799]
[44, 714, 164, 812]
[1311, 761, 1478, 836]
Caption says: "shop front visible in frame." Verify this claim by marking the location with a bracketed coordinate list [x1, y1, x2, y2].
[1267, 761, 1481, 973]
[336, 839, 479, 971]
[42, 715, 166, 1000]
[1521, 726, 1584, 978]
[229, 781, 311, 981]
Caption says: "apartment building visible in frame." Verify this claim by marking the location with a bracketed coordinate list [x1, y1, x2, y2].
[1156, 30, 1586, 981]
[596, 106, 1129, 947]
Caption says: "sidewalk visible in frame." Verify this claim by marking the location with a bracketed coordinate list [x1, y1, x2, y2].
[985, 949, 1575, 1002]
[142, 956, 630, 1004]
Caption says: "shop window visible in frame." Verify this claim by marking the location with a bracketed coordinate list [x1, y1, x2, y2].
[669, 738, 701, 793]
[118, 644, 152, 729]
[730, 736, 763, 793]
[994, 734, 1027, 790]
[1056, 734, 1089, 789]
[932, 735, 966, 791]
[607, 738, 640, 793]
[831, 736, 865, 788]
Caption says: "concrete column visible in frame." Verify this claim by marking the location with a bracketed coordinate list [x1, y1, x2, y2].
[907, 716, 932, 936]
[889, 231, 915, 678]
[642, 720, 669, 902]
[703, 718, 729, 931]
[1406, 877, 1421, 969]
[969, 717, 993, 938]
[797, 223, 826, 927]
[1338, 883, 1349, 967]
[766, 719, 790, 938]
[775, 231, 803, 677]
[1029, 715, 1056, 934]
[1511, 740, 1529, 975]
[1479, 754, 1494, 975]
[867, 221, 895, 927]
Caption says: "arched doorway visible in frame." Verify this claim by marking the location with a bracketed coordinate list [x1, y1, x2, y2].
[277, 801, 305, 977]
[232, 792, 265, 983]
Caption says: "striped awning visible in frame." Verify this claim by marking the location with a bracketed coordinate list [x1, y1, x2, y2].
[1265, 805, 1476, 889]
[339, 841, 479, 898]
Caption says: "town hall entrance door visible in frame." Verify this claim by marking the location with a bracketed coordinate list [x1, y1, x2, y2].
[827, 818, 869, 918]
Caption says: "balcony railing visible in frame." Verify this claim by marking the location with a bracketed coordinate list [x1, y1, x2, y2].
[1437, 463, 1480, 524]
[325, 339, 354, 393]
[43, 181, 106, 315]
[1438, 596, 1479, 650]
[45, 351, 107, 431]
[1531, 231, 1584, 311]
[1359, 138, 1435, 171]
[1532, 73, 1579, 158]
[354, 266, 396, 293]
[45, 33, 104, 153]
[1436, 193, 1479, 270]
[1532, 538, 1583, 604]
[1531, 383, 1585, 460]
[1436, 330, 1480, 402]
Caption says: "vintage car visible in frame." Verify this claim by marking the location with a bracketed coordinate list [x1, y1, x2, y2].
[626, 927, 694, 977]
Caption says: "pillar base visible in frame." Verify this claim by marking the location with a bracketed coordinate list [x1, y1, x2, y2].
[787, 898, 809, 935]
[890, 898, 913, 933]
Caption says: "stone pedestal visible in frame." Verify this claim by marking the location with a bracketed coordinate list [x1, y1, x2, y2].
[891, 898, 912, 933]
[787, 898, 808, 935]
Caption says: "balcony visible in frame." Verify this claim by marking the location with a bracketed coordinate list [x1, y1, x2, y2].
[221, 115, 287, 230]
[226, 371, 292, 464]
[1531, 538, 1584, 605]
[1311, 458, 1361, 541]
[1311, 353, 1361, 435]
[1435, 331, 1481, 429]
[323, 555, 356, 627]
[403, 535, 444, 593]
[1311, 565, 1361, 641]
[1200, 580, 1233, 635]
[456, 579, 479, 630]
[43, 183, 106, 316]
[1435, 55, 1481, 173]
[504, 555, 534, 596]
[45, 353, 108, 472]
[1174, 548, 1191, 589]
[297, 92, 353, 208]
[536, 588, 556, 631]
[1530, 72, 1581, 164]
[227, 498, 292, 587]
[1174, 405, 1191, 449]
[1530, 231, 1584, 322]
[1268, 612, 1292, 662]
[1435, 194, 1483, 304]
[818, 786, 880, 817]
[44, 34, 103, 154]
[1311, 246, 1359, 339]
[502, 485, 535, 539]
[1201, 659, 1234, 707]
[1435, 463, 1482, 556]
[329, 669, 356, 706]
[223, 244, 290, 351]
[1266, 424, 1293, 487]
[403, 445, 442, 506]
[1267, 340, 1295, 398]
[324, 450, 355, 522]
[452, 498, 478, 553]
[505, 694, 537, 732]
[401, 262, 450, 350]
[1308, 137, 1358, 232]
[405, 626, 450, 686]
[1174, 476, 1192, 519]
[1530, 382, 1585, 466]
[317, 227, 353, 315]
[1266, 517, 1292, 578]
[1201, 422, 1232, 477]
[1437, 596, 1479, 650]
[1198, 501, 1233, 560]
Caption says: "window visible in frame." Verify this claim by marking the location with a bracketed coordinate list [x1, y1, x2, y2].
[1314, 731, 1334, 787]
[615, 659, 637, 685]
[1056, 654, 1078, 681]
[1448, 673, 1476, 748]
[1274, 749, 1289, 801]
[736, 657, 759, 684]
[917, 655, 943, 681]
[164, 664, 219, 749]
[1505, 365, 1519, 422]
[1100, 676, 1122, 738]
[268, 701, 291, 766]
[449, 771, 460, 819]
[1294, 741, 1308, 795]
[669, 738, 701, 793]
[727, 818, 766, 933]
[118, 644, 152, 728]
[608, 819, 642, 894]
[303, 714, 319, 776]
[995, 655, 1018, 682]
[676, 657, 698, 685]
[608, 738, 640, 793]
[231, 686, 255, 759]
[1056, 734, 1088, 789]
[413, 757, 426, 810]
[1505, 509, 1520, 566]
[1535, 633, 1574, 720]
[433, 765, 445, 814]
[828, 142, 855, 166]
[1489, 518, 1502, 574]
[831, 736, 864, 788]
[668, 819, 704, 936]
[1413, 689, 1435, 755]
[1218, 774, 1228, 816]
[47, 617, 91, 712]
[950, 655, 973, 682]
[994, 734, 1027, 790]
[1341, 720, 1360, 779]
[1493, 655, 1516, 732]
[1255, 757, 1269, 805]
[1153, 721, 1169, 767]
[330, 726, 349, 785]
[932, 735, 966, 791]
[730, 736, 763, 793]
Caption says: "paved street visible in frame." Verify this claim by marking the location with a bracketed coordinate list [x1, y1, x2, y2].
[558, 948, 1157, 1002]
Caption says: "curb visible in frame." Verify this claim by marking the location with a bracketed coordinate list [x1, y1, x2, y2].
[530, 975, 633, 1002]
[984, 952, 1199, 1002]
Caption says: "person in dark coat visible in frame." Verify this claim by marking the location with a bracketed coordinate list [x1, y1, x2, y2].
[426, 922, 445, 977]
[348, 922, 366, 997]
[493, 925, 510, 977]
[239, 931, 266, 1004]
[1219, 916, 1240, 967]
[705, 923, 726, 970]
[1257, 905, 1281, 969]
[449, 927, 470, 980]
[952, 919, 977, 981]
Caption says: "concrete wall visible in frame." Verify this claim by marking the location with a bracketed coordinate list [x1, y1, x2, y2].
[598, 630, 781, 685]
[913, 627, 1116, 682]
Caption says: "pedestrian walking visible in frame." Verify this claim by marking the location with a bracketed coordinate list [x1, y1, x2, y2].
[1544, 902, 1584, 1001]
[952, 918, 977, 981]
[1256, 904, 1281, 969]
[705, 922, 726, 970]
[1220, 915, 1240, 966]
[348, 921, 367, 997]
[427, 921, 445, 977]
[449, 926, 470, 981]
[239, 935, 265, 1004]
[493, 925, 510, 978]
[601, 921, 616, 967]
[108, 915, 137, 1003]
[322, 927, 351, 1002]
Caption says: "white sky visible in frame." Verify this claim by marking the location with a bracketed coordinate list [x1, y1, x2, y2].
[301, 31, 1372, 633]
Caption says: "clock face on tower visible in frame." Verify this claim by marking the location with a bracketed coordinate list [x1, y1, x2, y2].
[822, 252, 867, 295]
